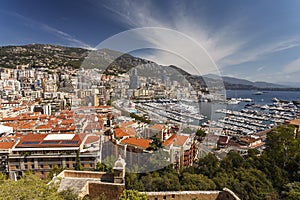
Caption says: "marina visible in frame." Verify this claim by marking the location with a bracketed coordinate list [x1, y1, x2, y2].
[115, 90, 300, 136]
[208, 90, 300, 135]
[135, 101, 205, 124]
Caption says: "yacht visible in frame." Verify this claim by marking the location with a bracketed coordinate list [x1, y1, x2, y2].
[227, 98, 241, 104]
[253, 91, 263, 95]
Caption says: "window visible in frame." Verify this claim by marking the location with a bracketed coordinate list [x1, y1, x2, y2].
[40, 165, 44, 169]
[172, 194, 175, 198]
[31, 165, 34, 169]
[163, 196, 166, 200]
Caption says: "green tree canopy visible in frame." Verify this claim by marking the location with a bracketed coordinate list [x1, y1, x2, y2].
[180, 173, 216, 190]
[0, 173, 62, 200]
[282, 182, 300, 200]
[119, 190, 147, 200]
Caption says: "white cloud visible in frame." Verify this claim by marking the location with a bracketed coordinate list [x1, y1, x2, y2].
[6, 11, 93, 49]
[256, 66, 265, 72]
[282, 58, 300, 74]
[220, 38, 299, 66]
[99, 0, 248, 75]
[40, 24, 94, 49]
[101, 0, 299, 75]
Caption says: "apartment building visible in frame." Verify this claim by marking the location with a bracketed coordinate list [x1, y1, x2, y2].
[7, 133, 99, 178]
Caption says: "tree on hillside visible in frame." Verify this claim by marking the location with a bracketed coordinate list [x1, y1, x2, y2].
[146, 136, 162, 151]
[264, 125, 298, 169]
[282, 182, 300, 200]
[180, 173, 216, 190]
[0, 173, 62, 200]
[196, 129, 206, 142]
[119, 190, 147, 200]
[194, 153, 220, 178]
[263, 124, 300, 186]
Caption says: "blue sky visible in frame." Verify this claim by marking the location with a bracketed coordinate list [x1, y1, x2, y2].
[1, 0, 300, 84]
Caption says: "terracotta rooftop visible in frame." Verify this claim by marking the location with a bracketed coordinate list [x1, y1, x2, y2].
[18, 121, 36, 130]
[163, 134, 189, 147]
[121, 138, 151, 149]
[1, 117, 18, 122]
[149, 124, 165, 131]
[84, 135, 100, 145]
[120, 127, 137, 137]
[174, 135, 189, 146]
[114, 128, 130, 138]
[61, 119, 75, 125]
[36, 124, 52, 130]
[163, 134, 177, 147]
[0, 142, 16, 149]
[288, 118, 300, 127]
[15, 133, 86, 148]
[119, 121, 136, 128]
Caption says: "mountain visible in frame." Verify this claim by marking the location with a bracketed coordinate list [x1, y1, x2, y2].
[278, 82, 300, 88]
[222, 76, 287, 88]
[0, 44, 88, 68]
[0, 44, 207, 90]
[0, 44, 296, 91]
[203, 74, 289, 90]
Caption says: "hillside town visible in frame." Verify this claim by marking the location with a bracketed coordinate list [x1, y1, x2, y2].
[1, 50, 299, 166]
[0, 60, 203, 176]
[1, 45, 300, 199]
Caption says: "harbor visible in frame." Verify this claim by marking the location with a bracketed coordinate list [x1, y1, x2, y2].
[205, 90, 300, 135]
[115, 90, 300, 136]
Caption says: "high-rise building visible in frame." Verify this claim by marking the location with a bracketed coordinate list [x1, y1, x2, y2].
[129, 68, 139, 89]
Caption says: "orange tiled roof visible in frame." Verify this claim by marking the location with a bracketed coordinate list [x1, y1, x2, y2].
[163, 134, 189, 147]
[20, 133, 47, 141]
[84, 135, 100, 145]
[121, 138, 151, 149]
[119, 121, 136, 128]
[51, 124, 76, 132]
[3, 123, 18, 130]
[288, 118, 300, 127]
[40, 114, 47, 119]
[1, 117, 18, 122]
[120, 127, 137, 137]
[163, 134, 177, 146]
[0, 142, 15, 149]
[15, 133, 86, 148]
[174, 135, 189, 146]
[18, 121, 36, 130]
[36, 124, 52, 130]
[149, 124, 165, 131]
[61, 119, 75, 125]
[114, 128, 130, 138]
